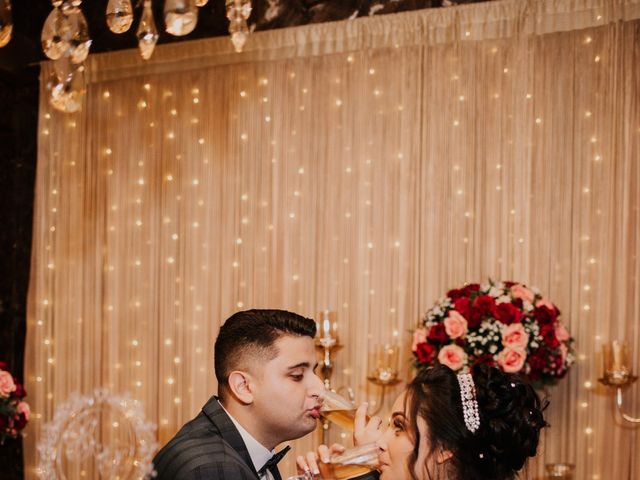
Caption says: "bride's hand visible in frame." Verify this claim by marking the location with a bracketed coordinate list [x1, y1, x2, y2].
[353, 402, 383, 446]
[295, 443, 346, 479]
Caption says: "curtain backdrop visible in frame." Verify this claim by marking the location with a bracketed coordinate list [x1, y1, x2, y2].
[26, 0, 640, 478]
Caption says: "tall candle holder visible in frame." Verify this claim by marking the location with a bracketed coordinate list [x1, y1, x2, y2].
[315, 310, 352, 444]
[597, 340, 640, 424]
[366, 343, 402, 416]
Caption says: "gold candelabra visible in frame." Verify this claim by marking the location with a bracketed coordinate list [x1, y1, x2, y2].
[366, 343, 402, 416]
[314, 311, 402, 443]
[597, 340, 640, 424]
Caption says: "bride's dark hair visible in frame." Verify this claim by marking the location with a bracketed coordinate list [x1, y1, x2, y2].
[405, 364, 548, 480]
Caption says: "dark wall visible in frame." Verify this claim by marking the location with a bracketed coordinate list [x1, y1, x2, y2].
[0, 65, 39, 479]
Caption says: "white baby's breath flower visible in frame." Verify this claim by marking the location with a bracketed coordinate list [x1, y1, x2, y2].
[496, 295, 511, 304]
[489, 286, 503, 298]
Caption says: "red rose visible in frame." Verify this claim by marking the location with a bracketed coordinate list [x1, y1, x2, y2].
[0, 362, 7, 370]
[463, 284, 481, 295]
[528, 349, 547, 372]
[474, 295, 497, 316]
[416, 342, 436, 364]
[511, 297, 523, 309]
[427, 323, 448, 344]
[534, 305, 557, 325]
[495, 302, 522, 325]
[468, 310, 483, 329]
[453, 298, 471, 320]
[447, 288, 466, 301]
[15, 412, 27, 430]
[504, 281, 516, 288]
[469, 295, 496, 328]
[13, 383, 26, 399]
[540, 324, 560, 349]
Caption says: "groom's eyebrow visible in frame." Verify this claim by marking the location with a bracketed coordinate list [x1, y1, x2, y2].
[287, 362, 312, 370]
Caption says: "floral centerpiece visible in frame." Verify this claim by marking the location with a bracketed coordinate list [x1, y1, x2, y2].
[412, 280, 574, 387]
[0, 362, 29, 443]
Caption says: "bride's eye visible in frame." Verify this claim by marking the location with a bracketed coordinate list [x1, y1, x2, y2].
[393, 418, 405, 434]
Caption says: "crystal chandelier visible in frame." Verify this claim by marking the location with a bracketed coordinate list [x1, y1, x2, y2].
[39, 0, 252, 113]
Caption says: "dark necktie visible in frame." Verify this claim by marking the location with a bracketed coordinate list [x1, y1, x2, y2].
[257, 445, 290, 480]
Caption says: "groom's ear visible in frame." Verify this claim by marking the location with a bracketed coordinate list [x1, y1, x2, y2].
[228, 370, 254, 404]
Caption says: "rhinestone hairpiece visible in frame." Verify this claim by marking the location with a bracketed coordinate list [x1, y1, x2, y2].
[458, 373, 480, 433]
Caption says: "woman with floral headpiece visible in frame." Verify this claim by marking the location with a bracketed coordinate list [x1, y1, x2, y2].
[297, 364, 547, 480]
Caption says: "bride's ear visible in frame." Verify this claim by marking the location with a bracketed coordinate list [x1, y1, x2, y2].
[228, 371, 253, 404]
[435, 448, 453, 464]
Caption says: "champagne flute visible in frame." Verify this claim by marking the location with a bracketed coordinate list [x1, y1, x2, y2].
[328, 443, 379, 479]
[287, 443, 379, 480]
[320, 389, 367, 432]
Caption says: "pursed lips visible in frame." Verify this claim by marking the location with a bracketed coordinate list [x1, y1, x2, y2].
[307, 403, 323, 418]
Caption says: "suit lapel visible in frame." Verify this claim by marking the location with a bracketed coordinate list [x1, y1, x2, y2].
[201, 396, 260, 478]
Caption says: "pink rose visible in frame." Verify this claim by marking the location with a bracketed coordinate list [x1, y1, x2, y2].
[502, 323, 529, 350]
[444, 311, 468, 339]
[510, 284, 534, 303]
[0, 371, 16, 398]
[559, 344, 568, 364]
[497, 347, 527, 373]
[412, 328, 428, 352]
[555, 323, 570, 342]
[17, 401, 30, 421]
[437, 344, 467, 371]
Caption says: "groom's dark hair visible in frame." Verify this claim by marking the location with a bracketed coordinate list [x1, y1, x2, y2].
[214, 309, 316, 399]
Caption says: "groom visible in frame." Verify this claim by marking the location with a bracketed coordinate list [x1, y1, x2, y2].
[153, 309, 325, 479]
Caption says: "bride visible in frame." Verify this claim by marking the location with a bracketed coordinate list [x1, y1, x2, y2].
[297, 364, 547, 480]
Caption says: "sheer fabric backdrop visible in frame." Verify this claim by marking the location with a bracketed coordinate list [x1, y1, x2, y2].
[26, 0, 640, 478]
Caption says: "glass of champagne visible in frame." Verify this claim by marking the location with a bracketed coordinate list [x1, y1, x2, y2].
[327, 443, 379, 479]
[319, 389, 358, 431]
[287, 443, 379, 480]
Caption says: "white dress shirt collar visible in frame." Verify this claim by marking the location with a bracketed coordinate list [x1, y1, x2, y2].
[219, 400, 275, 477]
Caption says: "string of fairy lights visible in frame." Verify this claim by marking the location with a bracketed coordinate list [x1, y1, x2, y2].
[29, 6, 638, 479]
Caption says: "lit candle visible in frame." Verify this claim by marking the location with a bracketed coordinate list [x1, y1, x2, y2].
[320, 310, 337, 341]
[323, 315, 331, 339]
[612, 340, 623, 371]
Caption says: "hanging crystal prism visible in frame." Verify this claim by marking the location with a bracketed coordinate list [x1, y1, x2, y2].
[195, 0, 209, 6]
[164, 0, 198, 36]
[49, 59, 86, 113]
[41, 5, 91, 62]
[226, 0, 251, 53]
[64, 8, 92, 63]
[106, 0, 133, 34]
[42, 8, 68, 59]
[0, 0, 12, 48]
[60, 0, 82, 15]
[137, 0, 158, 60]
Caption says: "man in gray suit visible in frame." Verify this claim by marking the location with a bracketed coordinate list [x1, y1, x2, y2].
[153, 309, 325, 480]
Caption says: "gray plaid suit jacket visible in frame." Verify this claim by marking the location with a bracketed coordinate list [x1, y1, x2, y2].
[153, 396, 261, 479]
[152, 395, 380, 480]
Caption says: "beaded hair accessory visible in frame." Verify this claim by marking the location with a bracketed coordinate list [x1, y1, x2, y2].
[458, 373, 480, 433]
